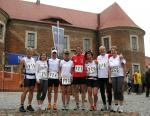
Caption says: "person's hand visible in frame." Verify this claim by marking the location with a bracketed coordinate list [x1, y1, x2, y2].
[119, 54, 124, 59]
[59, 77, 62, 83]
[36, 79, 40, 84]
[19, 80, 24, 88]
[95, 60, 98, 64]
[109, 78, 112, 84]
[70, 74, 73, 82]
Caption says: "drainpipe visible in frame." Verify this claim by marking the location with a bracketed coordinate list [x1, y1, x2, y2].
[95, 13, 101, 56]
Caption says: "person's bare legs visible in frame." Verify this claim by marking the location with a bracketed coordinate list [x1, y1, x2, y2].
[28, 86, 34, 105]
[21, 87, 29, 105]
[54, 86, 58, 104]
[88, 87, 93, 106]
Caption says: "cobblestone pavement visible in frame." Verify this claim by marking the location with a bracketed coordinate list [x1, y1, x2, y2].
[0, 92, 149, 116]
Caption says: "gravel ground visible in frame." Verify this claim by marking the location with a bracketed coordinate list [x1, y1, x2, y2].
[0, 92, 149, 116]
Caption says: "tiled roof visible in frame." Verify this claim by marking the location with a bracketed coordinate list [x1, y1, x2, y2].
[0, 0, 141, 30]
[99, 2, 139, 29]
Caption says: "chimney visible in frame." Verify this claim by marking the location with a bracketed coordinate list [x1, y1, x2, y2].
[36, 0, 40, 4]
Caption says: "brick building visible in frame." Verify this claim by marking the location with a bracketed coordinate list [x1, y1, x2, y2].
[145, 56, 150, 67]
[0, 0, 145, 91]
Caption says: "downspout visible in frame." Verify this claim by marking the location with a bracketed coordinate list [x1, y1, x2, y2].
[95, 13, 101, 56]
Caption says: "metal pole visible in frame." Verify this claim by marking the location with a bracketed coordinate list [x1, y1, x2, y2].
[57, 21, 59, 57]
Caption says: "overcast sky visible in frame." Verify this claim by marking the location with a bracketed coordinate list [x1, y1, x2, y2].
[23, 0, 150, 57]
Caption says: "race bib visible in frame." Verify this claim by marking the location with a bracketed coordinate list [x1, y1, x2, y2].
[98, 62, 107, 69]
[26, 63, 35, 70]
[41, 72, 48, 79]
[62, 77, 71, 85]
[87, 66, 96, 74]
[48, 72, 58, 79]
[75, 65, 83, 73]
[111, 66, 119, 73]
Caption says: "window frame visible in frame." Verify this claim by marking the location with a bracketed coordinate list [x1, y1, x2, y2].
[64, 35, 70, 50]
[130, 35, 139, 51]
[25, 31, 37, 49]
[0, 21, 6, 43]
[101, 35, 111, 52]
[83, 38, 92, 52]
[132, 63, 141, 74]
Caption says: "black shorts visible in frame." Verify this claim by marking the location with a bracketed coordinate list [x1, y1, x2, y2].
[73, 77, 86, 85]
[86, 79, 99, 87]
[48, 79, 59, 87]
[24, 78, 36, 87]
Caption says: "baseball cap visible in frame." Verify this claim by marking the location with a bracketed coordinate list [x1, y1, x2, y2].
[51, 49, 57, 53]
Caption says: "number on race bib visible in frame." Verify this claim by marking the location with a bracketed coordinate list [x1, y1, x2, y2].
[41, 72, 48, 78]
[75, 65, 83, 73]
[87, 66, 96, 74]
[62, 78, 71, 85]
[111, 66, 119, 73]
[98, 62, 107, 69]
[48, 72, 58, 79]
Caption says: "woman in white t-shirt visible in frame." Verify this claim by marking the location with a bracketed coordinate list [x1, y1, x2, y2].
[35, 52, 48, 110]
[109, 46, 126, 113]
[59, 50, 74, 110]
[85, 51, 98, 111]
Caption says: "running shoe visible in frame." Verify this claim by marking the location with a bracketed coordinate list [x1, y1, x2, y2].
[118, 105, 124, 113]
[74, 104, 80, 110]
[113, 105, 119, 112]
[47, 103, 51, 110]
[108, 105, 113, 112]
[93, 104, 97, 111]
[101, 105, 107, 111]
[81, 104, 86, 110]
[19, 106, 26, 112]
[53, 104, 57, 110]
[89, 105, 94, 111]
[26, 105, 34, 111]
[62, 105, 66, 110]
[65, 104, 69, 110]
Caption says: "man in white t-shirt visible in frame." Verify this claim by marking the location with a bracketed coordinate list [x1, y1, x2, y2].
[97, 46, 112, 111]
[59, 50, 74, 110]
[19, 48, 36, 112]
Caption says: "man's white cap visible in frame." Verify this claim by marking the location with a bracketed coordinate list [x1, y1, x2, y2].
[51, 49, 57, 53]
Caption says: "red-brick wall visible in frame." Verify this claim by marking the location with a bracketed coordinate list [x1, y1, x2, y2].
[99, 27, 145, 73]
[0, 71, 22, 91]
[145, 56, 150, 67]
[6, 20, 97, 55]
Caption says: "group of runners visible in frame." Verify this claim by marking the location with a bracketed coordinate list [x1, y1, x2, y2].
[19, 45, 126, 113]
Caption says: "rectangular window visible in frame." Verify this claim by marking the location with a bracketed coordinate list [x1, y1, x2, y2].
[64, 35, 70, 50]
[132, 63, 140, 74]
[101, 36, 111, 52]
[130, 35, 139, 51]
[83, 39, 91, 52]
[25, 31, 37, 49]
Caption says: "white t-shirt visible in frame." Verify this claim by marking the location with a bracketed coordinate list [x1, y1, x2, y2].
[48, 58, 60, 79]
[109, 55, 126, 77]
[97, 54, 109, 78]
[85, 60, 97, 78]
[35, 60, 48, 81]
[23, 57, 36, 79]
[60, 60, 74, 78]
